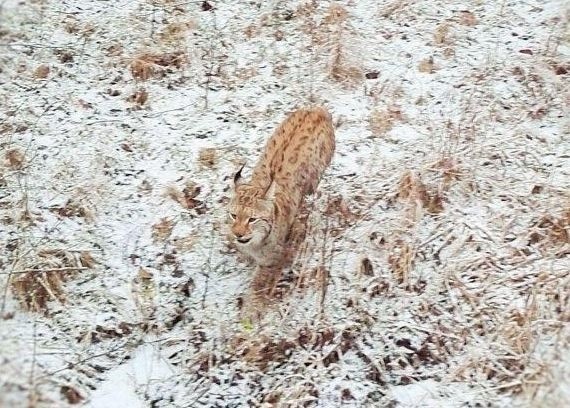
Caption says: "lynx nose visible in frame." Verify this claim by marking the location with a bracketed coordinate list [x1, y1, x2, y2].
[235, 232, 251, 244]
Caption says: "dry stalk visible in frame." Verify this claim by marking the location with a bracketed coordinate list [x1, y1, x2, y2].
[10, 249, 92, 313]
[368, 106, 404, 136]
[129, 51, 187, 81]
[323, 4, 362, 86]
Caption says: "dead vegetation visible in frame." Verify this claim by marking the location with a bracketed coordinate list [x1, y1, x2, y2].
[129, 51, 187, 81]
[126, 88, 149, 107]
[33, 64, 50, 79]
[321, 4, 363, 86]
[397, 170, 444, 217]
[529, 207, 570, 257]
[1, 0, 568, 406]
[49, 197, 95, 221]
[368, 106, 404, 136]
[10, 249, 93, 313]
[151, 217, 175, 242]
[4, 148, 25, 169]
[164, 181, 206, 212]
[418, 55, 437, 73]
[434, 23, 451, 45]
[197, 148, 217, 168]
[158, 20, 197, 44]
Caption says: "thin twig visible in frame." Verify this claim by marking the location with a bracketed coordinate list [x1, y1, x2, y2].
[0, 267, 88, 275]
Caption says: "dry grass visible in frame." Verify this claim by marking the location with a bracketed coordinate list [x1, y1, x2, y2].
[49, 197, 95, 221]
[457, 10, 478, 26]
[398, 170, 444, 217]
[434, 23, 451, 45]
[368, 106, 404, 136]
[126, 88, 149, 107]
[323, 4, 363, 86]
[129, 51, 187, 81]
[164, 181, 205, 212]
[158, 20, 197, 44]
[151, 217, 175, 242]
[529, 207, 570, 257]
[387, 238, 415, 288]
[0, 0, 568, 406]
[4, 148, 25, 169]
[10, 249, 93, 313]
[418, 56, 437, 73]
[33, 64, 50, 79]
[197, 148, 217, 168]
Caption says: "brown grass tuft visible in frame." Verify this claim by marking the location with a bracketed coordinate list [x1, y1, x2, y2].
[378, 0, 411, 18]
[197, 148, 217, 168]
[33, 64, 50, 79]
[324, 195, 359, 234]
[5, 148, 25, 169]
[164, 181, 206, 212]
[398, 170, 444, 216]
[129, 51, 187, 81]
[11, 249, 90, 313]
[12, 271, 66, 313]
[324, 4, 348, 24]
[388, 239, 414, 288]
[418, 56, 437, 73]
[457, 10, 477, 26]
[368, 106, 403, 136]
[159, 20, 197, 44]
[244, 24, 259, 39]
[330, 58, 362, 85]
[324, 5, 363, 86]
[152, 218, 175, 242]
[127, 88, 148, 106]
[79, 251, 97, 268]
[172, 236, 195, 253]
[130, 59, 154, 81]
[529, 207, 570, 257]
[230, 334, 297, 370]
[60, 385, 83, 404]
[430, 157, 463, 188]
[50, 198, 95, 221]
[434, 23, 451, 45]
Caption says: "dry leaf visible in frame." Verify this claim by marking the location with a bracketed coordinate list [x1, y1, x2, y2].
[458, 11, 477, 26]
[34, 64, 50, 79]
[418, 56, 436, 73]
[127, 88, 148, 106]
[79, 252, 96, 268]
[198, 148, 217, 168]
[5, 148, 25, 169]
[434, 23, 450, 44]
[152, 218, 174, 242]
[130, 59, 154, 81]
[138, 267, 153, 280]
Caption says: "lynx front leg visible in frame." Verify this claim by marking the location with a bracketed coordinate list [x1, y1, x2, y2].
[251, 265, 281, 297]
[240, 265, 282, 324]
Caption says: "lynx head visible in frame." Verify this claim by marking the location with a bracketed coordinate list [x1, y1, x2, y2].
[228, 165, 275, 247]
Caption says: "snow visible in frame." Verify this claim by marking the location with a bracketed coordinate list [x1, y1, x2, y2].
[0, 0, 569, 406]
[87, 343, 174, 408]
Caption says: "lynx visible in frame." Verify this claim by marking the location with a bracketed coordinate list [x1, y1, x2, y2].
[228, 107, 335, 279]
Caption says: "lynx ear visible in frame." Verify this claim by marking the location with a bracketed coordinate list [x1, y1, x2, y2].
[233, 163, 246, 187]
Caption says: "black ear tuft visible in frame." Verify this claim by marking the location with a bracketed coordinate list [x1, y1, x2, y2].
[233, 162, 246, 185]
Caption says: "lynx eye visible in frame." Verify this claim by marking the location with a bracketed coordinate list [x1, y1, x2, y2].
[248, 217, 259, 223]
[229, 213, 236, 220]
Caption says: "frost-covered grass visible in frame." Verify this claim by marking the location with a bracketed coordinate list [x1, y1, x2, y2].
[0, 0, 568, 406]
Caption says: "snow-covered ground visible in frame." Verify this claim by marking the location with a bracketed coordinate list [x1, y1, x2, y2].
[0, 0, 568, 406]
